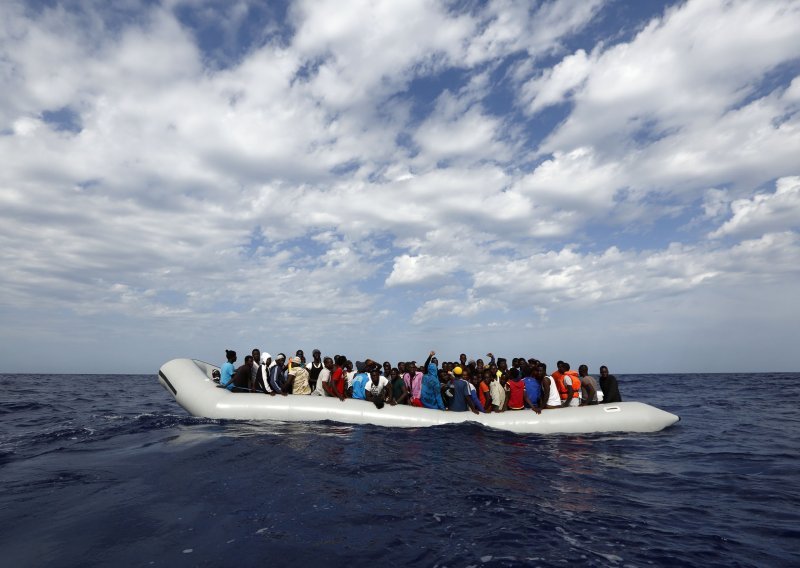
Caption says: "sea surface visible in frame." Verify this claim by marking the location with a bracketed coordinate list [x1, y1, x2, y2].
[0, 371, 798, 567]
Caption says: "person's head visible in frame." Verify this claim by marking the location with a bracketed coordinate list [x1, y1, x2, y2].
[578, 364, 588, 377]
[244, 355, 254, 366]
[512, 357, 520, 368]
[370, 368, 381, 384]
[599, 365, 609, 378]
[261, 353, 272, 367]
[323, 356, 334, 370]
[346, 360, 353, 371]
[252, 348, 261, 362]
[312, 349, 321, 362]
[533, 364, 544, 380]
[539, 362, 548, 375]
[507, 367, 519, 380]
[290, 356, 301, 366]
[461, 367, 471, 380]
[563, 361, 571, 371]
[476, 359, 484, 371]
[383, 361, 391, 374]
[397, 362, 406, 373]
[226, 349, 237, 363]
[296, 349, 305, 361]
[520, 363, 531, 378]
[497, 358, 508, 371]
[459, 353, 467, 364]
[275, 353, 286, 366]
[482, 369, 493, 383]
[390, 367, 400, 380]
[406, 362, 416, 373]
[453, 366, 463, 377]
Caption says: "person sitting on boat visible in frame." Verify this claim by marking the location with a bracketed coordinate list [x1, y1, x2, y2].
[250, 349, 261, 391]
[323, 355, 347, 401]
[599, 366, 622, 403]
[505, 368, 540, 412]
[349, 361, 371, 400]
[488, 368, 507, 412]
[390, 367, 409, 405]
[538, 363, 563, 409]
[404, 362, 423, 406]
[284, 356, 312, 395]
[311, 357, 333, 396]
[365, 367, 394, 409]
[220, 350, 237, 390]
[552, 361, 581, 407]
[448, 367, 479, 414]
[232, 355, 254, 391]
[257, 353, 282, 395]
[578, 364, 602, 404]
[466, 370, 486, 413]
[268, 354, 288, 392]
[521, 364, 543, 414]
[419, 351, 445, 410]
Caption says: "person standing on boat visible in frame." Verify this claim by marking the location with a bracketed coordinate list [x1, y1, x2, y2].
[578, 364, 602, 404]
[220, 350, 237, 391]
[599, 366, 622, 403]
[306, 349, 323, 392]
[419, 351, 445, 410]
[552, 361, 581, 407]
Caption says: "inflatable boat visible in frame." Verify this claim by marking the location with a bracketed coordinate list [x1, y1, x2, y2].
[158, 358, 680, 434]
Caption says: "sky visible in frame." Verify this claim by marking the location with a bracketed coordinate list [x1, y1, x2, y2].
[1, 0, 799, 374]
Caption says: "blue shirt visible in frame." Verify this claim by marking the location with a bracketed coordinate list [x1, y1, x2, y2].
[420, 364, 444, 410]
[523, 377, 541, 407]
[351, 373, 369, 400]
[448, 379, 470, 412]
[221, 362, 235, 391]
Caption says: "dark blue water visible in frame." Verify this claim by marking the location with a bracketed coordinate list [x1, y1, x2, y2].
[1, 373, 798, 567]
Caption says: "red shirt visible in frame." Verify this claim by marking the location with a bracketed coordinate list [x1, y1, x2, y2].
[507, 379, 525, 409]
[331, 367, 345, 397]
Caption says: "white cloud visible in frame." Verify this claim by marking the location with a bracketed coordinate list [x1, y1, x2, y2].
[0, 0, 799, 372]
[711, 176, 800, 238]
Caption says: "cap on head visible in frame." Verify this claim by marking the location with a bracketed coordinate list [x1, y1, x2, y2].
[290, 356, 301, 364]
[453, 366, 463, 376]
[276, 353, 286, 361]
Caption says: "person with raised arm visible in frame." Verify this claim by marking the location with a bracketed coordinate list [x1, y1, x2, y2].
[419, 351, 445, 410]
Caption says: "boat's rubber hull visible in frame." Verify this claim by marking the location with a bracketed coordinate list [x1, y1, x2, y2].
[158, 358, 680, 434]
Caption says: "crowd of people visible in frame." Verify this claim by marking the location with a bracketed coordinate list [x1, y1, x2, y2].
[214, 348, 623, 413]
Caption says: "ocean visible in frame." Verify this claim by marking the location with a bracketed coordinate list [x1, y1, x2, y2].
[1, 371, 798, 567]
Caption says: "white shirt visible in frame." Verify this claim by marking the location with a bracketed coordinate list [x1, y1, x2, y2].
[366, 376, 390, 397]
[311, 368, 331, 396]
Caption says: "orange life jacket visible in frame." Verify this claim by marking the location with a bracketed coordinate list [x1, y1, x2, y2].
[552, 370, 581, 400]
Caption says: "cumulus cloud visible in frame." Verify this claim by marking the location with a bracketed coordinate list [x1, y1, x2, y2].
[0, 0, 799, 372]
[710, 177, 800, 238]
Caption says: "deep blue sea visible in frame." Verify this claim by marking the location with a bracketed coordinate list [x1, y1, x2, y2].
[1, 372, 798, 567]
